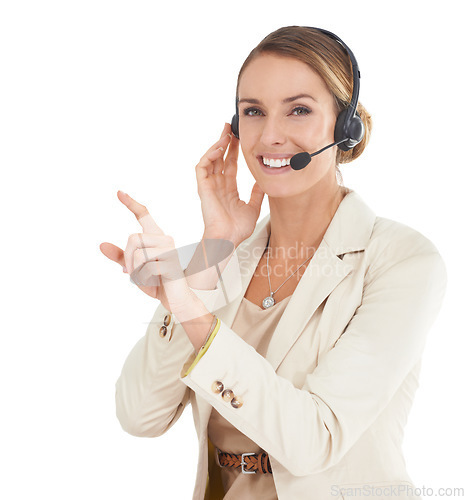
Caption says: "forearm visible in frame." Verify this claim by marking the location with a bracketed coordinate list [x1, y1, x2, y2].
[172, 292, 217, 354]
[184, 233, 238, 291]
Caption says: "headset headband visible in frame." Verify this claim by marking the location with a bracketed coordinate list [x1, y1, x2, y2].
[309, 27, 360, 121]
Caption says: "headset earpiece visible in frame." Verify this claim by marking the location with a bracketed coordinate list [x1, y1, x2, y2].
[334, 108, 365, 151]
[231, 112, 240, 139]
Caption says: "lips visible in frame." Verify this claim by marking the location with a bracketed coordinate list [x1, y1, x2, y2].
[258, 156, 293, 175]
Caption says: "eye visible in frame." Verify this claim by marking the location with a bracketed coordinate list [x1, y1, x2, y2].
[291, 106, 311, 116]
[243, 107, 263, 117]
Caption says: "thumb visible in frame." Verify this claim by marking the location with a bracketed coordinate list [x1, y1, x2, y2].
[100, 242, 126, 270]
[248, 182, 266, 211]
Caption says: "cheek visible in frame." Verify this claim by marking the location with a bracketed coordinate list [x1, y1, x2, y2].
[289, 115, 336, 149]
[322, 112, 338, 138]
[238, 132, 257, 156]
[309, 114, 335, 139]
[239, 142, 253, 167]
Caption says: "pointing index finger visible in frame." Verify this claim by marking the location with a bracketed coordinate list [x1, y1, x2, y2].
[117, 190, 163, 234]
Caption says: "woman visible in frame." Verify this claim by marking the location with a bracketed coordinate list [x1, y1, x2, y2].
[103, 27, 447, 499]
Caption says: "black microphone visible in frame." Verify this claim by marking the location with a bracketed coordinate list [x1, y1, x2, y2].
[290, 138, 349, 171]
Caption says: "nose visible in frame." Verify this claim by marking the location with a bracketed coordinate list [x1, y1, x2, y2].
[259, 114, 286, 146]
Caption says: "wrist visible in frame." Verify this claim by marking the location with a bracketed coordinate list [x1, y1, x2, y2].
[171, 293, 216, 353]
[171, 290, 209, 323]
[202, 231, 239, 248]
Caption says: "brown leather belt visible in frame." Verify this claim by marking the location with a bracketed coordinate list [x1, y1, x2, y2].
[215, 448, 272, 474]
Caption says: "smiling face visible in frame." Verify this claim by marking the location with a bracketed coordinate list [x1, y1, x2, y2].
[237, 53, 340, 197]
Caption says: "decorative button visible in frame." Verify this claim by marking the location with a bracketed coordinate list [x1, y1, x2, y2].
[159, 325, 167, 338]
[211, 381, 224, 394]
[231, 396, 243, 409]
[222, 389, 234, 402]
[163, 314, 171, 326]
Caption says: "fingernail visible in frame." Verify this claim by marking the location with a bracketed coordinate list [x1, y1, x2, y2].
[123, 266, 127, 273]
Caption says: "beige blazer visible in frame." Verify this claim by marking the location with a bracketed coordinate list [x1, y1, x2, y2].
[115, 188, 448, 500]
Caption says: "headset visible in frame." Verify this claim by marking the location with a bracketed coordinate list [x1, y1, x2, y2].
[230, 27, 364, 169]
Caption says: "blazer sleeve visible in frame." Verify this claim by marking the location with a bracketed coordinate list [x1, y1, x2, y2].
[180, 249, 448, 476]
[114, 284, 227, 438]
[115, 302, 193, 437]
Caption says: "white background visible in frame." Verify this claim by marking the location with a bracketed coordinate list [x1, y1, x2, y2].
[1, 0, 463, 498]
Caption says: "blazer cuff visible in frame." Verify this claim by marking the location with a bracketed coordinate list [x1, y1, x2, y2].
[182, 318, 221, 378]
[185, 250, 243, 313]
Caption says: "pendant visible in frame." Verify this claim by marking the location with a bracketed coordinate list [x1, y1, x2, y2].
[262, 295, 275, 309]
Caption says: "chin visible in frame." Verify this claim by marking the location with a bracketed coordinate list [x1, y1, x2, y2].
[262, 182, 302, 199]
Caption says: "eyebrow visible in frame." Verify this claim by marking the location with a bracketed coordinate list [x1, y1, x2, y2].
[237, 93, 317, 105]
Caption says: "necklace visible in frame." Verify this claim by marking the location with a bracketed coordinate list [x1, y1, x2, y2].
[262, 235, 314, 309]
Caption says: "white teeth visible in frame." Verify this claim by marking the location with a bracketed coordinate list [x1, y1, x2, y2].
[262, 157, 291, 168]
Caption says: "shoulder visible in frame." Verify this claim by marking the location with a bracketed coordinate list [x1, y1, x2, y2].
[365, 216, 447, 286]
[369, 216, 441, 256]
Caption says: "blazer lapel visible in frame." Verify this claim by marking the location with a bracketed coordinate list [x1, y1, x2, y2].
[221, 188, 377, 372]
[266, 239, 354, 371]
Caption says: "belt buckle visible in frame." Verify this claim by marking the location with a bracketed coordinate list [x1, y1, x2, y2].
[241, 452, 257, 474]
[215, 447, 224, 468]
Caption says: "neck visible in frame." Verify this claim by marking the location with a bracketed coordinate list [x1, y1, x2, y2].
[267, 177, 348, 261]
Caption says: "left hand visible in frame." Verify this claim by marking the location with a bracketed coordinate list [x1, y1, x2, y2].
[195, 123, 265, 247]
[100, 191, 195, 314]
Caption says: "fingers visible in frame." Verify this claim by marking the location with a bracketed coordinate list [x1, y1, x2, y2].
[124, 233, 174, 274]
[100, 242, 125, 268]
[117, 191, 163, 234]
[205, 141, 227, 164]
[213, 123, 235, 175]
[131, 247, 186, 286]
[132, 246, 166, 273]
[130, 261, 162, 287]
[196, 140, 228, 184]
[219, 122, 228, 139]
[196, 125, 235, 183]
[203, 124, 233, 162]
[223, 134, 239, 175]
[248, 181, 266, 211]
[206, 133, 232, 161]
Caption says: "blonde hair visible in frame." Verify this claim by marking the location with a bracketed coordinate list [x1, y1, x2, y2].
[236, 26, 372, 173]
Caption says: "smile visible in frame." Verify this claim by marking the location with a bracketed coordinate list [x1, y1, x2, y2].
[262, 156, 292, 168]
[258, 155, 294, 175]
[259, 155, 295, 168]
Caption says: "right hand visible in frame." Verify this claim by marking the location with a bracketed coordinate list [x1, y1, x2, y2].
[195, 123, 265, 247]
[100, 191, 193, 313]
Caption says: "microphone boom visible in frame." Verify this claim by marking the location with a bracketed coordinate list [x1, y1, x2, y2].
[290, 138, 349, 170]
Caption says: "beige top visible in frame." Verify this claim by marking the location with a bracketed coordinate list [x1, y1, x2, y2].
[207, 294, 292, 499]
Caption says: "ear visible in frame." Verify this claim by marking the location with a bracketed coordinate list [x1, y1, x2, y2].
[334, 109, 364, 151]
